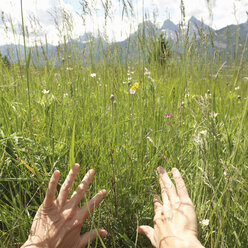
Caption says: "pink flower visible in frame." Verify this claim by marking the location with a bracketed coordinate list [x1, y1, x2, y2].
[165, 113, 172, 118]
[129, 89, 136, 94]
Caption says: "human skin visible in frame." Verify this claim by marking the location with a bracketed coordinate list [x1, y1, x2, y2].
[22, 164, 107, 248]
[138, 167, 204, 248]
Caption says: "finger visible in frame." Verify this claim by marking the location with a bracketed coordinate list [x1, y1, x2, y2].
[43, 170, 60, 208]
[172, 168, 190, 202]
[70, 169, 95, 207]
[138, 226, 156, 247]
[56, 164, 80, 206]
[79, 228, 108, 248]
[153, 195, 162, 215]
[157, 166, 178, 204]
[76, 189, 106, 223]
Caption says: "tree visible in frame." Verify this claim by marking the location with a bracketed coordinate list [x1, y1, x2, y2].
[0, 51, 11, 67]
[148, 33, 171, 65]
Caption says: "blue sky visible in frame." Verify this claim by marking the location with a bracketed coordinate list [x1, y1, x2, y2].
[0, 0, 247, 45]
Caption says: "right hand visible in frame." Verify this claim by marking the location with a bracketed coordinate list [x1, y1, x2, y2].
[138, 167, 204, 248]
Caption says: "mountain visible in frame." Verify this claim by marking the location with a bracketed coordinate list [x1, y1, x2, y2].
[160, 19, 179, 40]
[0, 16, 247, 64]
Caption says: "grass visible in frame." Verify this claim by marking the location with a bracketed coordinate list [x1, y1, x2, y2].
[0, 2, 248, 248]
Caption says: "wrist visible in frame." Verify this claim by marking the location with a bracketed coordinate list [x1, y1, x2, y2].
[159, 236, 204, 248]
[21, 236, 48, 248]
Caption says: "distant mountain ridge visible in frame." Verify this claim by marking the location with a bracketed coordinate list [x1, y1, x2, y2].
[0, 16, 247, 63]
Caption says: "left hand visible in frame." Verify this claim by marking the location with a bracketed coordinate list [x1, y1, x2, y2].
[22, 164, 107, 248]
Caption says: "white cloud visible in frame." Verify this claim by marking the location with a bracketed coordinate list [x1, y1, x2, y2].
[0, 0, 247, 46]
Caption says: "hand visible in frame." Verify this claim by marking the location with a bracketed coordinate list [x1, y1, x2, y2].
[138, 167, 204, 248]
[22, 164, 107, 248]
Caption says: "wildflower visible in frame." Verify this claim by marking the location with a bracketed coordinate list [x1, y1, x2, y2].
[42, 89, 49, 94]
[235, 86, 239, 90]
[185, 92, 190, 98]
[237, 95, 241, 100]
[129, 82, 139, 94]
[144, 68, 151, 76]
[147, 136, 154, 143]
[210, 112, 218, 118]
[129, 89, 136, 94]
[110, 94, 114, 101]
[66, 67, 73, 71]
[113, 100, 117, 105]
[207, 89, 210, 94]
[180, 101, 185, 107]
[131, 82, 139, 90]
[127, 81, 131, 86]
[128, 77, 132, 81]
[63, 93, 68, 98]
[90, 73, 96, 78]
[199, 130, 207, 136]
[165, 113, 172, 118]
[200, 219, 209, 227]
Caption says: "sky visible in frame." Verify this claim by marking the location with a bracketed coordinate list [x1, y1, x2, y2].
[0, 0, 247, 46]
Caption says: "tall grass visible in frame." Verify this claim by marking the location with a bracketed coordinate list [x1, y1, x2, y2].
[0, 1, 248, 247]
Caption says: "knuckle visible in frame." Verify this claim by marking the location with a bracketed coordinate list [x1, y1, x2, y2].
[176, 180, 185, 190]
[73, 219, 82, 228]
[65, 209, 75, 220]
[63, 183, 71, 192]
[161, 186, 167, 194]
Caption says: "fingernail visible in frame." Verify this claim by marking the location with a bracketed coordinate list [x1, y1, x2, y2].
[99, 229, 108, 236]
[74, 163, 80, 168]
[100, 189, 106, 195]
[157, 166, 164, 174]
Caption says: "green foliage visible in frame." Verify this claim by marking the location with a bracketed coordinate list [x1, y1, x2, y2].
[0, 51, 11, 68]
[148, 33, 171, 65]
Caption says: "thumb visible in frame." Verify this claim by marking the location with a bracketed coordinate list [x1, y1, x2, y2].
[138, 225, 156, 247]
[79, 228, 107, 248]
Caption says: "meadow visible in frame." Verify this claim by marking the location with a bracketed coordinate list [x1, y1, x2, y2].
[0, 4, 248, 247]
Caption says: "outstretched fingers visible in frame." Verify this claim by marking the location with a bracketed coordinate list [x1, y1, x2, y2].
[138, 226, 156, 247]
[172, 168, 190, 202]
[43, 170, 60, 208]
[79, 229, 107, 248]
[157, 167, 178, 204]
[56, 164, 80, 206]
[76, 189, 106, 224]
[70, 169, 95, 207]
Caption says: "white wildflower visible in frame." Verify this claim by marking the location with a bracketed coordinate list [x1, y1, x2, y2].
[185, 92, 190, 98]
[144, 68, 151, 75]
[42, 89, 49, 94]
[200, 219, 209, 226]
[147, 136, 154, 143]
[63, 93, 68, 98]
[90, 73, 96, 78]
[129, 89, 136, 94]
[210, 112, 218, 118]
[235, 86, 240, 90]
[199, 130, 207, 136]
[66, 67, 73, 71]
